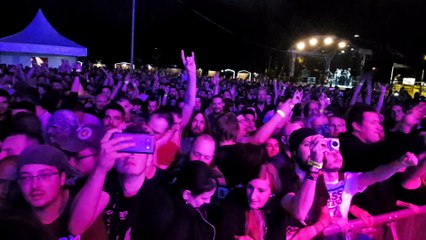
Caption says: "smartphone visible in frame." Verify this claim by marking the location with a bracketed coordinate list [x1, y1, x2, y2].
[111, 132, 155, 154]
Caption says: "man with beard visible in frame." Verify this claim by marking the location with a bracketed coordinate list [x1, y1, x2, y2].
[180, 111, 211, 155]
[255, 87, 275, 122]
[16, 145, 90, 239]
[280, 128, 330, 240]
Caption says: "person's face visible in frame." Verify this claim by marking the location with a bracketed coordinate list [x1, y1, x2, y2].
[354, 112, 382, 144]
[169, 88, 177, 97]
[391, 105, 404, 122]
[147, 101, 158, 114]
[190, 138, 215, 165]
[265, 138, 280, 158]
[118, 100, 133, 117]
[328, 117, 346, 137]
[101, 88, 112, 98]
[0, 96, 9, 115]
[115, 153, 152, 176]
[266, 95, 272, 105]
[236, 114, 248, 137]
[145, 115, 170, 140]
[18, 164, 65, 208]
[223, 91, 232, 100]
[312, 115, 330, 137]
[69, 148, 98, 176]
[323, 150, 343, 172]
[194, 98, 202, 111]
[257, 89, 266, 103]
[0, 162, 17, 202]
[178, 89, 185, 99]
[0, 135, 31, 160]
[103, 109, 124, 130]
[296, 135, 317, 163]
[245, 114, 256, 131]
[307, 102, 320, 117]
[246, 178, 271, 209]
[185, 188, 216, 209]
[191, 113, 206, 135]
[212, 97, 224, 114]
[95, 95, 109, 111]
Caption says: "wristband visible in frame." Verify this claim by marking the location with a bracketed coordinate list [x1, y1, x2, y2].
[308, 160, 323, 169]
[276, 110, 286, 118]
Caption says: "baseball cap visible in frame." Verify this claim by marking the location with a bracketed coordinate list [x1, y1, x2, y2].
[58, 124, 103, 153]
[46, 110, 80, 145]
[18, 145, 79, 178]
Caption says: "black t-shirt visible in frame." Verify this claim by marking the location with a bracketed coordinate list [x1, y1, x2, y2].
[45, 188, 107, 240]
[103, 171, 174, 240]
[214, 143, 267, 188]
[339, 133, 391, 172]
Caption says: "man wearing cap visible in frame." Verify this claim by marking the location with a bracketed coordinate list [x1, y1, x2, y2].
[17, 144, 108, 240]
[280, 128, 331, 240]
[17, 145, 80, 239]
[56, 124, 103, 177]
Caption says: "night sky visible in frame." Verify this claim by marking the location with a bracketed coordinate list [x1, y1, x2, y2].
[1, 0, 425, 71]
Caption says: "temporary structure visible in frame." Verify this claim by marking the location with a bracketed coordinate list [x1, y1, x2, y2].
[0, 9, 87, 68]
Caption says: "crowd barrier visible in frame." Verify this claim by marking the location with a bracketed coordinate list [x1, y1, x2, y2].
[324, 206, 426, 240]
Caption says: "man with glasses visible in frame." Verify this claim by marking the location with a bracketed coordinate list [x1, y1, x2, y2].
[17, 144, 81, 239]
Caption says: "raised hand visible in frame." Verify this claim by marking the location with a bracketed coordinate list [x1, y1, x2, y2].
[97, 129, 135, 173]
[181, 50, 196, 75]
[291, 89, 303, 105]
[212, 72, 220, 86]
[319, 92, 329, 109]
[310, 135, 328, 164]
[400, 152, 418, 167]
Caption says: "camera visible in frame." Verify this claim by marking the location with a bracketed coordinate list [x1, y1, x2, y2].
[324, 138, 340, 151]
[111, 132, 155, 154]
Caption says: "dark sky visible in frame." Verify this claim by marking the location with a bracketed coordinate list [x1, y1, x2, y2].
[1, 0, 425, 71]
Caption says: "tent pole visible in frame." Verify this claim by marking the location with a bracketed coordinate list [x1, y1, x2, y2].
[130, 0, 136, 70]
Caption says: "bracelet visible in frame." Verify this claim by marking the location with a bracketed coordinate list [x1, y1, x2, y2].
[276, 110, 286, 118]
[308, 160, 323, 169]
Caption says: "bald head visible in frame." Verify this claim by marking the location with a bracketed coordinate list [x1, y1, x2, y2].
[190, 134, 216, 165]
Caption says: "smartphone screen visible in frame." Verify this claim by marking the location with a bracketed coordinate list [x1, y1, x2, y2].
[111, 132, 155, 154]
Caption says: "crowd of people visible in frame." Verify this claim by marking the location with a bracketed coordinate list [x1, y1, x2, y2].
[0, 50, 425, 240]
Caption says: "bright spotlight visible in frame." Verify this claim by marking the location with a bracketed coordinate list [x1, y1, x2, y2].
[309, 38, 318, 46]
[324, 37, 333, 45]
[296, 42, 305, 50]
[338, 41, 346, 48]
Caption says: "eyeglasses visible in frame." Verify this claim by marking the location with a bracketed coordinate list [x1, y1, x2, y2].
[17, 172, 60, 185]
[191, 151, 213, 161]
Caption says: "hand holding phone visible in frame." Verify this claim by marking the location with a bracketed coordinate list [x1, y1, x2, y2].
[111, 133, 155, 154]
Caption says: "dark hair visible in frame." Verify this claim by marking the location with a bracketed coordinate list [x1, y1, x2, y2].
[10, 112, 43, 143]
[182, 111, 211, 138]
[0, 89, 10, 101]
[345, 104, 377, 133]
[175, 161, 218, 196]
[104, 102, 125, 117]
[9, 101, 36, 113]
[214, 112, 239, 142]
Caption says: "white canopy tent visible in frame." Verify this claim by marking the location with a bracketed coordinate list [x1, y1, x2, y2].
[0, 9, 87, 68]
